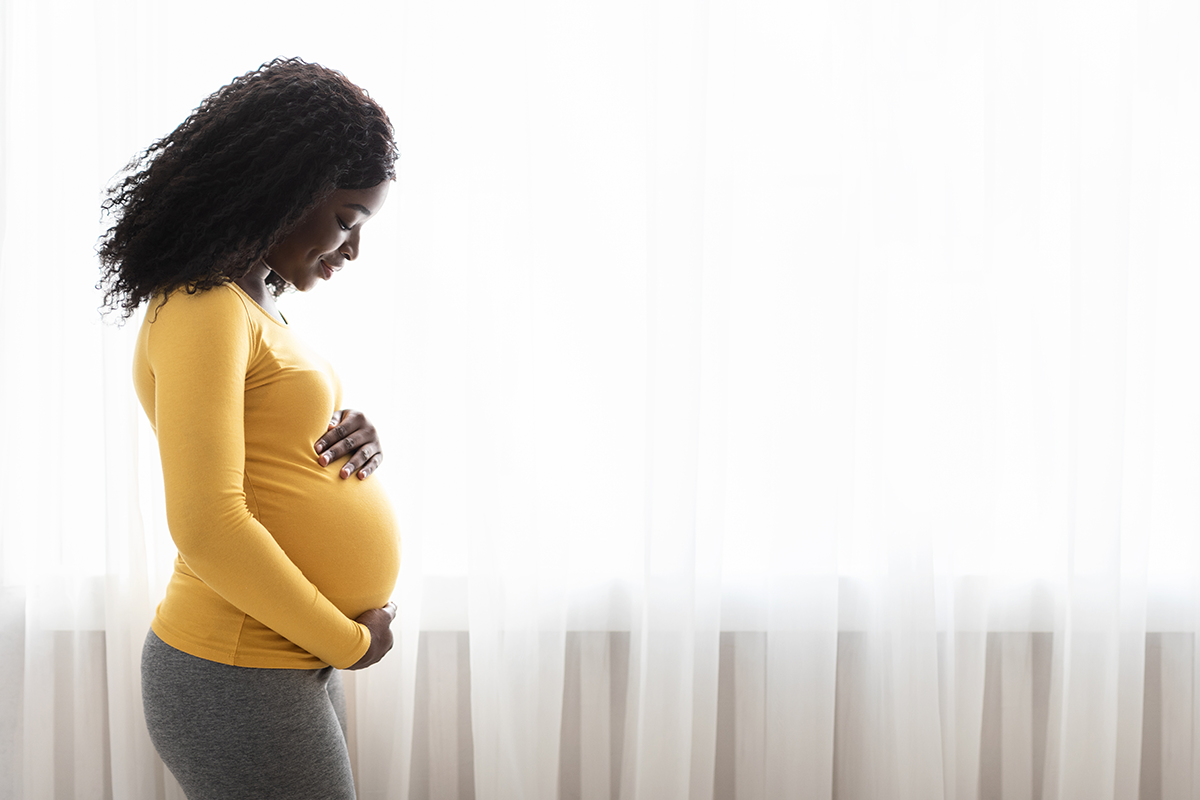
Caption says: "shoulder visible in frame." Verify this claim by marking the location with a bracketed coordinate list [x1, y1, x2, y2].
[146, 283, 255, 330]
[142, 284, 261, 358]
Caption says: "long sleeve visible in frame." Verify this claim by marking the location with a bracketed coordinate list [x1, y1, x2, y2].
[141, 288, 370, 669]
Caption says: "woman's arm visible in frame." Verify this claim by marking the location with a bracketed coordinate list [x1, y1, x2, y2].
[147, 288, 370, 669]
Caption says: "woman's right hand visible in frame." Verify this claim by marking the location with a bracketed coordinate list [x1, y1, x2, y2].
[346, 602, 397, 670]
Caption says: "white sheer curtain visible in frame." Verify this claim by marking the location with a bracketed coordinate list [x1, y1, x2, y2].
[3, 1, 1200, 799]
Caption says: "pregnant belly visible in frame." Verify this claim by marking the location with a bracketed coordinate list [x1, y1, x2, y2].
[246, 464, 401, 618]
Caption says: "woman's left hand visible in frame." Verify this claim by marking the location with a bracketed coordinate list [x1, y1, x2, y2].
[315, 409, 383, 480]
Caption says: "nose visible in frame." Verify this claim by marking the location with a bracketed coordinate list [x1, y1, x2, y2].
[339, 228, 361, 261]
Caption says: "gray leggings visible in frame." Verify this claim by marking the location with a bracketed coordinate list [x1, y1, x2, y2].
[141, 630, 356, 799]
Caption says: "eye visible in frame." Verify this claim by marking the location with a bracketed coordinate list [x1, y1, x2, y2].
[336, 216, 352, 232]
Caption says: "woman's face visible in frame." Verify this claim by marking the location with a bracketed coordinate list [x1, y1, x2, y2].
[265, 179, 391, 292]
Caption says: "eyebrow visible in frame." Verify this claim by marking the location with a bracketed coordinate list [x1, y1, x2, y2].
[343, 203, 373, 216]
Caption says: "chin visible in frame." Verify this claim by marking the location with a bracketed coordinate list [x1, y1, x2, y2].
[289, 273, 319, 292]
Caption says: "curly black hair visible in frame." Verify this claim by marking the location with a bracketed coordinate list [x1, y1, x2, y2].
[97, 57, 398, 320]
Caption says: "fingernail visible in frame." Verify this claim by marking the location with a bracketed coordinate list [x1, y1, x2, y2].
[341, 467, 351, 478]
[319, 454, 329, 465]
[315, 442, 325, 454]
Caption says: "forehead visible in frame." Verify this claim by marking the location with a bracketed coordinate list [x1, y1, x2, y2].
[329, 181, 391, 216]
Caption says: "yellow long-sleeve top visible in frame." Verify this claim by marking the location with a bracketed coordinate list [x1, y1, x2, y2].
[133, 283, 400, 669]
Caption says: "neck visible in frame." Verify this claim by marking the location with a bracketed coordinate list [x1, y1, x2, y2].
[235, 261, 271, 298]
[234, 261, 284, 323]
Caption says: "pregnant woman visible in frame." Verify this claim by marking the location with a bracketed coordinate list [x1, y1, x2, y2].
[97, 58, 400, 799]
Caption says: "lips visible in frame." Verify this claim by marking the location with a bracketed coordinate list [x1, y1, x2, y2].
[320, 260, 342, 280]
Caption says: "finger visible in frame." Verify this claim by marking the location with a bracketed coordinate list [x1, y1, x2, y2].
[327, 431, 378, 464]
[338, 443, 381, 478]
[316, 410, 362, 452]
[354, 453, 383, 480]
[384, 601, 398, 620]
[344, 451, 382, 480]
[316, 417, 372, 460]
[316, 424, 352, 456]
[318, 431, 358, 466]
[324, 431, 360, 470]
[339, 442, 370, 476]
